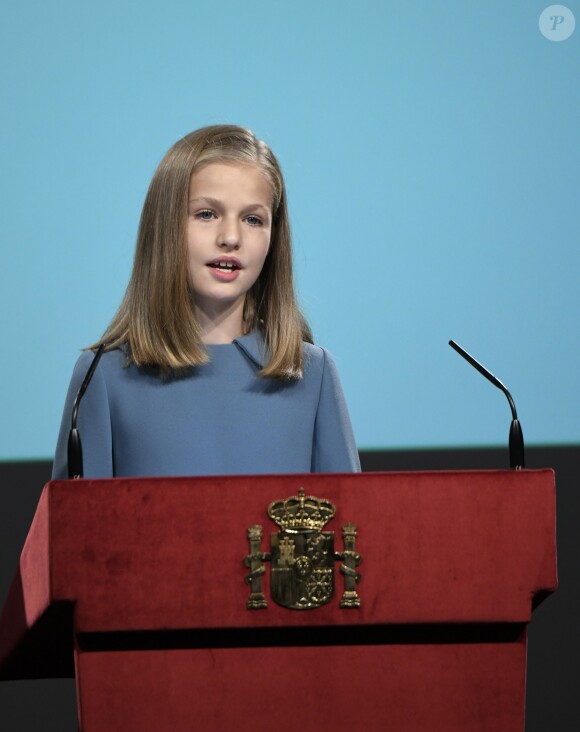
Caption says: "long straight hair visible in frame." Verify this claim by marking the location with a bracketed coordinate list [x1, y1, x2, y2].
[94, 125, 312, 378]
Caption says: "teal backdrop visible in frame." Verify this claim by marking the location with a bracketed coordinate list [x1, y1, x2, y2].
[1, 0, 579, 459]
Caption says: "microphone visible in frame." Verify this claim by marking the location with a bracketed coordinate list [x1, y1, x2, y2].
[67, 344, 107, 479]
[449, 340, 525, 470]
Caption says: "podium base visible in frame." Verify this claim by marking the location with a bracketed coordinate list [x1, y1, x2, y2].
[75, 629, 527, 732]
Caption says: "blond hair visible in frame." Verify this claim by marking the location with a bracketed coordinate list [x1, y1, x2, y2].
[94, 125, 312, 378]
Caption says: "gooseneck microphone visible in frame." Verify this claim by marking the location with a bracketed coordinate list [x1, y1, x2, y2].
[67, 343, 107, 479]
[449, 340, 525, 470]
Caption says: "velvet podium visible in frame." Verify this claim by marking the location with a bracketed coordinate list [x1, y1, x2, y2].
[0, 470, 557, 731]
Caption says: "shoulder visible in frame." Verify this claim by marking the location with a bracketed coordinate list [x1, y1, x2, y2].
[68, 347, 128, 389]
[303, 342, 338, 373]
[301, 343, 346, 394]
[73, 347, 126, 371]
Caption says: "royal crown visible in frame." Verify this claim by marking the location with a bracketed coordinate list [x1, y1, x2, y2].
[267, 488, 335, 531]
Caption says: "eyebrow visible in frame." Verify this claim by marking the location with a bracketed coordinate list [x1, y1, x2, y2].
[188, 196, 271, 214]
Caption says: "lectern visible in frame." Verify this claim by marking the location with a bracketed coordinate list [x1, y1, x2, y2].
[0, 470, 557, 731]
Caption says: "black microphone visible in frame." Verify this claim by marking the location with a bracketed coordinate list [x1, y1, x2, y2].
[449, 340, 525, 470]
[67, 344, 107, 479]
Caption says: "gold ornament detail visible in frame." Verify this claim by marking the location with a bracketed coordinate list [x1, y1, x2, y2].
[244, 488, 362, 610]
[268, 488, 335, 532]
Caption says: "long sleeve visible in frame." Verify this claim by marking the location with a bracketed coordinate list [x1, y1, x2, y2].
[52, 351, 113, 479]
[311, 348, 360, 473]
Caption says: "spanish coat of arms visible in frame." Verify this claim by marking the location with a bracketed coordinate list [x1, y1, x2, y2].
[244, 488, 361, 610]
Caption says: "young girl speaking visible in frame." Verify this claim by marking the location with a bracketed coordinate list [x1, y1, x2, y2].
[52, 125, 360, 479]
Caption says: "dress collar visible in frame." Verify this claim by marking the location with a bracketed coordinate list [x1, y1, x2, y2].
[233, 329, 268, 369]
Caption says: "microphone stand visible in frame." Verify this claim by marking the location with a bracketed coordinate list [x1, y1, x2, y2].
[449, 340, 525, 469]
[68, 343, 107, 479]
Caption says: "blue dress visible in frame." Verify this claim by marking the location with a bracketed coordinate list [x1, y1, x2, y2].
[52, 331, 360, 479]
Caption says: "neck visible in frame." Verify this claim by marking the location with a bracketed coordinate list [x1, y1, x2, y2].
[194, 298, 246, 344]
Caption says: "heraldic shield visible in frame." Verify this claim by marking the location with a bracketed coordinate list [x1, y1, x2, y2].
[270, 529, 334, 609]
[244, 488, 362, 611]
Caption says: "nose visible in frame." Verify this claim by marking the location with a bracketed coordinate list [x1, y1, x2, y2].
[218, 217, 241, 250]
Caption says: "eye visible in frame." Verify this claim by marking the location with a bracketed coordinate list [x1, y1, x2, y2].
[245, 214, 264, 226]
[194, 209, 216, 221]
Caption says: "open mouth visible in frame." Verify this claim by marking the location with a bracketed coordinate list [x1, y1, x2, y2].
[208, 260, 241, 272]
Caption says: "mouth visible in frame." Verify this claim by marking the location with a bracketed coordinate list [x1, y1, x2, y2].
[207, 258, 242, 272]
[206, 257, 243, 282]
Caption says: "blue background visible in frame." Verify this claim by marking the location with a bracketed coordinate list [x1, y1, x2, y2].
[1, 0, 578, 459]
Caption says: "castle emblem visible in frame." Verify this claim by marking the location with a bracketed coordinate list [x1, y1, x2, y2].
[244, 488, 361, 610]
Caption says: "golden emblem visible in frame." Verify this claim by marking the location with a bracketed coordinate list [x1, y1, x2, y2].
[244, 488, 361, 610]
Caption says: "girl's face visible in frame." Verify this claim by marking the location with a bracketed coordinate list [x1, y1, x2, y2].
[186, 162, 273, 323]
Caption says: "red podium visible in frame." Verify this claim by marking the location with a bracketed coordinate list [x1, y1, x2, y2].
[0, 470, 556, 731]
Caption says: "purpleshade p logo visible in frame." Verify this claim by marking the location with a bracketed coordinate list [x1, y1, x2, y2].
[539, 5, 576, 41]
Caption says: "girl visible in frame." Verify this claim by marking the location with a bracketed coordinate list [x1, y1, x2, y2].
[52, 125, 360, 479]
